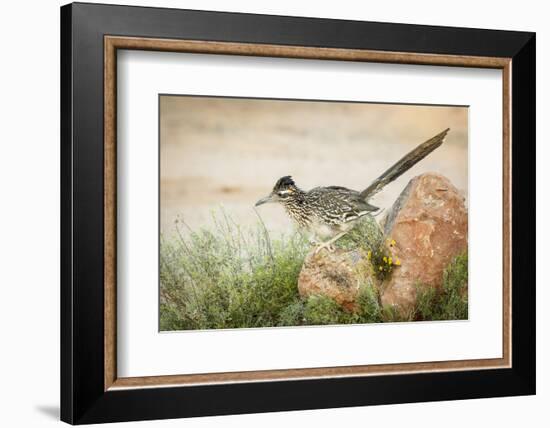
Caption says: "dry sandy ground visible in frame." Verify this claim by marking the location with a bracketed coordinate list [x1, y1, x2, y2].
[160, 96, 468, 238]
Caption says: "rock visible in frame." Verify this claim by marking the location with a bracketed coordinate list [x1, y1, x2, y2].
[297, 216, 383, 312]
[380, 173, 468, 313]
[297, 247, 376, 312]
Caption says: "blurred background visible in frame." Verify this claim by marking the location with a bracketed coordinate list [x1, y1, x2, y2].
[160, 95, 468, 237]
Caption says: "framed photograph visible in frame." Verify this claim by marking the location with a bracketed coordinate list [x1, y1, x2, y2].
[60, 2, 535, 424]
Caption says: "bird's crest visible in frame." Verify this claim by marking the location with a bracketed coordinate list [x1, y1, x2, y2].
[273, 176, 295, 191]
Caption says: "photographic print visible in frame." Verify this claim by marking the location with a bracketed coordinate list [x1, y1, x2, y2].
[159, 95, 468, 331]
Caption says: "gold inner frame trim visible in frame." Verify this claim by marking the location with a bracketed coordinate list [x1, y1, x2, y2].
[104, 35, 512, 391]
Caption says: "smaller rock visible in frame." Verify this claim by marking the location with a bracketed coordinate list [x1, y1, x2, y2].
[298, 248, 376, 312]
[297, 216, 384, 312]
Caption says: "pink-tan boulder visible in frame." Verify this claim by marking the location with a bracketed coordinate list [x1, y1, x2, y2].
[380, 173, 468, 313]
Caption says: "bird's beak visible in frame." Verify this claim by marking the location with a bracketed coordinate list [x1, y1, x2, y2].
[255, 194, 275, 207]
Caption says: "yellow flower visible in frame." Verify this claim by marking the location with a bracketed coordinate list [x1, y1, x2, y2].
[395, 259, 401, 266]
[388, 257, 393, 265]
[367, 250, 372, 260]
[391, 239, 396, 246]
[379, 266, 383, 271]
[383, 256, 387, 263]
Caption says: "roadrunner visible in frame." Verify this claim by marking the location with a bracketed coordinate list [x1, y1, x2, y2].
[255, 128, 450, 253]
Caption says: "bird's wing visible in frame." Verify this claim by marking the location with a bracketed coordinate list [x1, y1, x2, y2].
[326, 187, 380, 212]
[325, 185, 355, 192]
[360, 128, 449, 200]
[309, 187, 378, 225]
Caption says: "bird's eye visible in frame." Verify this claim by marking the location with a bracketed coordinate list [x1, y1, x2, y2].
[278, 190, 291, 198]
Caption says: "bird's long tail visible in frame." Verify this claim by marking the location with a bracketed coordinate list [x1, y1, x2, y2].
[359, 128, 450, 200]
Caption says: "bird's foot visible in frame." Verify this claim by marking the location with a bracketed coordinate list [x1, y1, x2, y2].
[314, 242, 335, 255]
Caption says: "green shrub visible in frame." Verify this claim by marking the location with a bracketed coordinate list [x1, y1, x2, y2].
[303, 295, 345, 325]
[336, 216, 400, 281]
[160, 210, 308, 331]
[415, 253, 468, 321]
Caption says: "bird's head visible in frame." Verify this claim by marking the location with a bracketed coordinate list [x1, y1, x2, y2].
[255, 176, 299, 207]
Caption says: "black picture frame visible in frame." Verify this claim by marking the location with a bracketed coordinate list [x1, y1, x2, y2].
[61, 2, 535, 424]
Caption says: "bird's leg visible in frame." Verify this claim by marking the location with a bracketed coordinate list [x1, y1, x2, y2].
[314, 231, 348, 254]
[297, 230, 317, 247]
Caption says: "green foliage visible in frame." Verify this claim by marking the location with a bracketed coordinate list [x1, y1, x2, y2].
[283, 284, 385, 326]
[303, 295, 345, 325]
[415, 253, 469, 321]
[160, 210, 469, 331]
[160, 210, 308, 330]
[336, 215, 384, 252]
[277, 300, 306, 326]
[380, 304, 411, 323]
[336, 216, 398, 281]
[354, 284, 385, 323]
